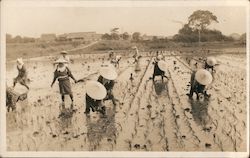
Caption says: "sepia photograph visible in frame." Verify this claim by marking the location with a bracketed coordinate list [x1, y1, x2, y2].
[1, 0, 249, 157]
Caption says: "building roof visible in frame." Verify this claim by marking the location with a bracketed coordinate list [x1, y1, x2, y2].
[66, 32, 96, 39]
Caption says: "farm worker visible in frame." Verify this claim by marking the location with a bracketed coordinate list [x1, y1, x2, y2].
[132, 46, 142, 71]
[204, 57, 216, 72]
[187, 69, 212, 100]
[51, 58, 77, 109]
[152, 56, 168, 82]
[6, 87, 27, 112]
[13, 58, 30, 90]
[97, 65, 118, 106]
[111, 55, 122, 68]
[156, 50, 159, 57]
[108, 51, 115, 60]
[132, 46, 140, 62]
[84, 81, 107, 115]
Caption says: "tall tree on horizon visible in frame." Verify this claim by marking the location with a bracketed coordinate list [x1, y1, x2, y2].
[188, 10, 219, 45]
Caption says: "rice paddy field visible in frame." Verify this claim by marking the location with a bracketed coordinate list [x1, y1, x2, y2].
[5, 46, 247, 152]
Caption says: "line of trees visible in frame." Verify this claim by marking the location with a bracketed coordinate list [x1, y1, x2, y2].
[173, 24, 234, 42]
[6, 34, 36, 43]
[7, 10, 246, 44]
[101, 29, 143, 41]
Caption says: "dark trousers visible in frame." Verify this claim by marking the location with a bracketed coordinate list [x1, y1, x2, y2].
[13, 77, 29, 90]
[85, 95, 105, 114]
[104, 91, 116, 106]
[189, 86, 209, 100]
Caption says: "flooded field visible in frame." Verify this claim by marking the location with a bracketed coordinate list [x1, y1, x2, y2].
[6, 51, 247, 151]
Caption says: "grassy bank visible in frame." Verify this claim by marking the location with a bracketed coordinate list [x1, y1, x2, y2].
[6, 41, 88, 61]
[6, 40, 246, 61]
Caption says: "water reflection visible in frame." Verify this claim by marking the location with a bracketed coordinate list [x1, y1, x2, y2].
[154, 81, 167, 95]
[189, 99, 212, 128]
[86, 107, 117, 151]
[58, 107, 76, 129]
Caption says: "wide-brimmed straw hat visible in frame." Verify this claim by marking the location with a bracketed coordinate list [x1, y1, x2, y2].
[195, 69, 213, 85]
[54, 58, 68, 64]
[116, 55, 122, 60]
[86, 81, 107, 100]
[158, 60, 167, 72]
[157, 55, 163, 60]
[132, 46, 138, 49]
[60, 51, 68, 54]
[99, 66, 118, 80]
[17, 58, 24, 66]
[206, 57, 216, 66]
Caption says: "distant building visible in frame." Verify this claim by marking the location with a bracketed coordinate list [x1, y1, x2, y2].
[156, 36, 166, 40]
[58, 32, 102, 42]
[57, 34, 68, 41]
[40, 34, 56, 42]
[142, 34, 166, 41]
[141, 34, 154, 41]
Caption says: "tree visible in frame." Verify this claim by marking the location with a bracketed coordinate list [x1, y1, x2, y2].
[111, 33, 120, 40]
[152, 36, 158, 41]
[188, 10, 219, 44]
[13, 35, 22, 43]
[102, 33, 111, 40]
[178, 24, 193, 35]
[6, 34, 12, 43]
[132, 32, 141, 41]
[121, 32, 130, 40]
[240, 33, 246, 44]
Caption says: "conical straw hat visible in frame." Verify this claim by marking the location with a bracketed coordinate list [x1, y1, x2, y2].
[86, 81, 107, 100]
[158, 60, 167, 72]
[206, 57, 216, 66]
[195, 69, 213, 85]
[54, 58, 68, 64]
[99, 66, 118, 80]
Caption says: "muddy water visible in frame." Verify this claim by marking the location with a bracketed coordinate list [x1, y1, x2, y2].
[6, 53, 247, 151]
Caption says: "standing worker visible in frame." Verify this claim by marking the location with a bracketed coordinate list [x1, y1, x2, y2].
[132, 46, 141, 71]
[51, 58, 77, 109]
[13, 58, 30, 90]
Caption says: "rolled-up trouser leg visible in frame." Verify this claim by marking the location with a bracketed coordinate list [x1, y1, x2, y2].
[110, 94, 116, 106]
[189, 86, 194, 98]
[13, 78, 17, 88]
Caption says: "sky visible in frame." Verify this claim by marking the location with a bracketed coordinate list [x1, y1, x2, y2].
[4, 5, 247, 38]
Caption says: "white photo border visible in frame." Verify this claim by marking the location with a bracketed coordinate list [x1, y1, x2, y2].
[0, 0, 249, 157]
